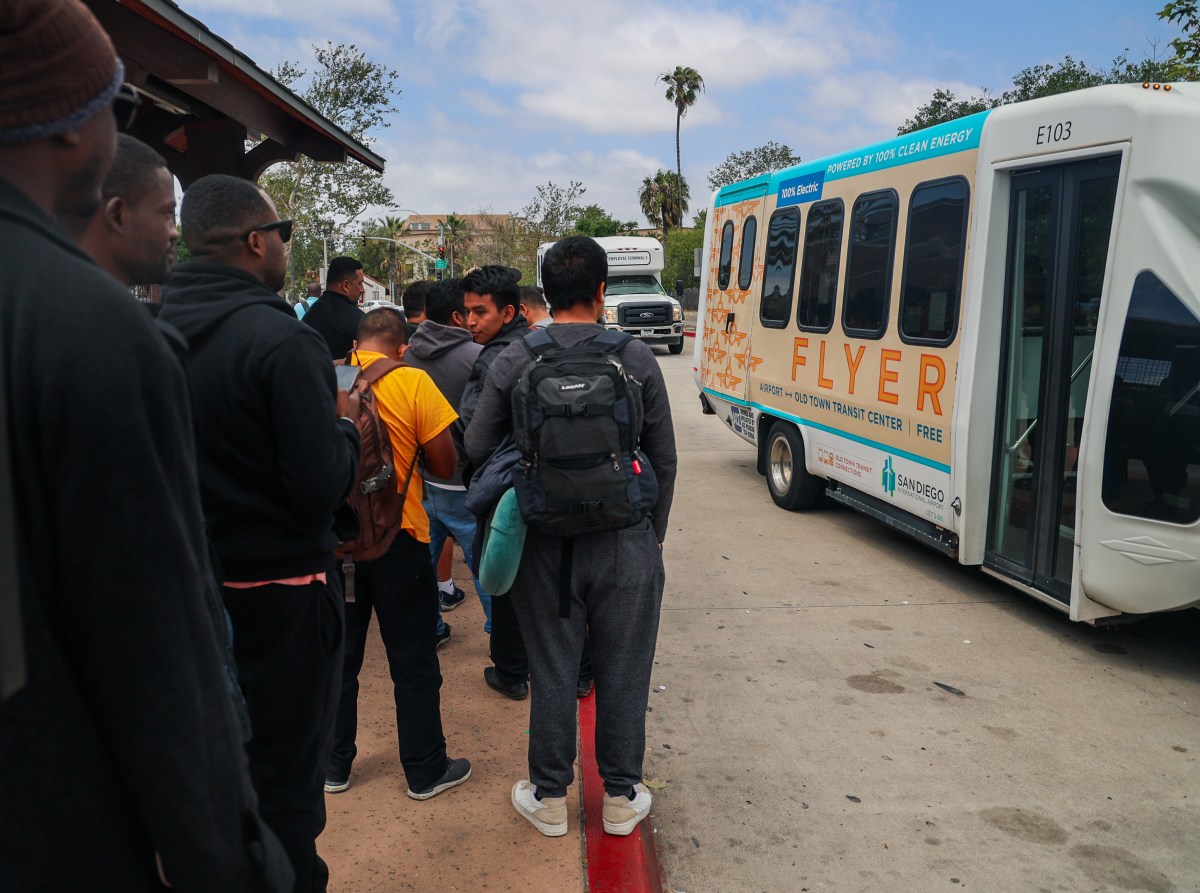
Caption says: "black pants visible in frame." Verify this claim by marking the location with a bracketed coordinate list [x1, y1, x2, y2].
[491, 594, 593, 684]
[224, 579, 343, 893]
[330, 531, 447, 792]
[489, 592, 528, 681]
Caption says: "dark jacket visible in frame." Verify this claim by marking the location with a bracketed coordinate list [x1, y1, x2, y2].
[0, 180, 291, 891]
[458, 312, 529, 433]
[160, 262, 360, 582]
[405, 320, 482, 486]
[464, 322, 677, 542]
[303, 289, 364, 360]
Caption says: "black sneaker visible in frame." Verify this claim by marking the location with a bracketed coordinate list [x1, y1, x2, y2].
[484, 666, 528, 700]
[407, 757, 472, 801]
[439, 584, 467, 611]
[324, 773, 350, 794]
[437, 623, 451, 649]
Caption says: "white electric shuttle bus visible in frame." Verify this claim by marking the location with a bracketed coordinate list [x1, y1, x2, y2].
[695, 82, 1200, 622]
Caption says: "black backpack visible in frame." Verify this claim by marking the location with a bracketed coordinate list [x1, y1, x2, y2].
[511, 328, 658, 538]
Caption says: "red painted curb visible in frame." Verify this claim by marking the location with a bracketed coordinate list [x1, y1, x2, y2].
[579, 691, 665, 893]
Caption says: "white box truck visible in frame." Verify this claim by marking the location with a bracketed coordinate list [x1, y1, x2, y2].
[537, 236, 685, 354]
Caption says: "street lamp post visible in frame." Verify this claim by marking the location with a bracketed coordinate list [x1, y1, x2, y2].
[387, 239, 397, 304]
[319, 222, 333, 289]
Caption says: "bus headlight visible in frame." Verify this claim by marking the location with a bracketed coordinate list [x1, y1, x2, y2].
[604, 307, 619, 324]
[673, 306, 683, 322]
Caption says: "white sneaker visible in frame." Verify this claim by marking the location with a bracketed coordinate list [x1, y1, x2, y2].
[602, 783, 652, 836]
[511, 780, 568, 837]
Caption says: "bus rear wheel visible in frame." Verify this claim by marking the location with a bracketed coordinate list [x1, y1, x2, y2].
[765, 422, 823, 510]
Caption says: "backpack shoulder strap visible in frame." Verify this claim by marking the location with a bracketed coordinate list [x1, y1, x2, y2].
[522, 327, 560, 359]
[590, 329, 633, 353]
[359, 358, 405, 384]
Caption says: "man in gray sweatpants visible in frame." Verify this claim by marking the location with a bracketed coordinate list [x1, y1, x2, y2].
[464, 236, 677, 838]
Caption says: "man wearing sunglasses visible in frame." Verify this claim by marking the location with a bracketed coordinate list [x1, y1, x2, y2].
[160, 174, 361, 893]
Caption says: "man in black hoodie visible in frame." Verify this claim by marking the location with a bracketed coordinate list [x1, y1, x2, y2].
[405, 279, 489, 639]
[0, 3, 291, 890]
[160, 174, 360, 893]
[458, 266, 532, 698]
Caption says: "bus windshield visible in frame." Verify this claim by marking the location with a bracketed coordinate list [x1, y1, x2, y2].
[606, 275, 665, 296]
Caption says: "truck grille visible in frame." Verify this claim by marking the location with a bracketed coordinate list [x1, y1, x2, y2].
[618, 303, 672, 327]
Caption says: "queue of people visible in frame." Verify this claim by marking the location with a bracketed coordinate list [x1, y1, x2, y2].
[0, 1, 676, 890]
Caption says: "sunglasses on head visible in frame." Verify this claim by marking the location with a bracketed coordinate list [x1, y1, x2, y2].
[112, 84, 140, 131]
[240, 219, 294, 243]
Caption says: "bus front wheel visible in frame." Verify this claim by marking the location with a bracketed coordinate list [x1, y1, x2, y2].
[765, 422, 823, 510]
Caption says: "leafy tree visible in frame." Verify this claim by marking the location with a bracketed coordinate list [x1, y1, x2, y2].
[707, 141, 803, 190]
[572, 204, 638, 238]
[898, 88, 998, 134]
[1107, 47, 1177, 83]
[658, 66, 704, 222]
[521, 180, 586, 241]
[1161, 0, 1200, 78]
[663, 209, 707, 293]
[639, 170, 690, 241]
[471, 206, 541, 284]
[899, 35, 1185, 136]
[1001, 56, 1108, 104]
[356, 214, 409, 295]
[258, 42, 400, 296]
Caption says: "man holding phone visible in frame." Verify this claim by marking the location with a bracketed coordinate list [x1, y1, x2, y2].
[160, 174, 361, 893]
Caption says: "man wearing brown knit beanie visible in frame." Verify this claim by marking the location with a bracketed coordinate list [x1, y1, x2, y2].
[0, 1, 291, 891]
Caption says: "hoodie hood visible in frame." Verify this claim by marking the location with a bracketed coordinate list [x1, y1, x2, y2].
[160, 260, 293, 342]
[497, 313, 529, 343]
[407, 320, 477, 361]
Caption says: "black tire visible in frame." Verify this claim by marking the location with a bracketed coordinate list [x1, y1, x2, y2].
[764, 421, 824, 510]
[668, 338, 685, 355]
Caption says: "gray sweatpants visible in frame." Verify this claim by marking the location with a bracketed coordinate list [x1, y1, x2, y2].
[509, 517, 665, 798]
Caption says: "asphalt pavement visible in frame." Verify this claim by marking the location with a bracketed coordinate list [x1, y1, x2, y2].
[648, 347, 1200, 893]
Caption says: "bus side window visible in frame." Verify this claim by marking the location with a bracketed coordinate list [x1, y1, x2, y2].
[842, 189, 899, 339]
[899, 177, 970, 345]
[797, 199, 845, 332]
[718, 220, 735, 291]
[1102, 271, 1200, 524]
[759, 207, 801, 328]
[737, 216, 758, 291]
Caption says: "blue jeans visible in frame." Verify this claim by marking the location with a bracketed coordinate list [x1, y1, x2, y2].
[425, 485, 493, 633]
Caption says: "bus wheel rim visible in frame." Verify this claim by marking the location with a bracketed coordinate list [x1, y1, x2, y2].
[769, 434, 793, 494]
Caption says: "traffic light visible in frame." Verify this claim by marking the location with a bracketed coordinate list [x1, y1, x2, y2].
[438, 245, 445, 260]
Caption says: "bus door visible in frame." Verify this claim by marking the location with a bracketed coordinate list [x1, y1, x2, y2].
[704, 181, 769, 415]
[986, 156, 1120, 601]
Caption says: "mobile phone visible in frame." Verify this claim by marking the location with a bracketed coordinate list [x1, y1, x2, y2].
[335, 365, 361, 391]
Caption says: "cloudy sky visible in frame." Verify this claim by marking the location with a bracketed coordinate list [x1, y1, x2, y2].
[180, 0, 1178, 225]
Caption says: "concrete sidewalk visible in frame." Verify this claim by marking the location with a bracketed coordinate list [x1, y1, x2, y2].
[321, 587, 586, 893]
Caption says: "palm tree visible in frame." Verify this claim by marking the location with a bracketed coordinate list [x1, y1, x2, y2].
[380, 214, 406, 298]
[658, 65, 704, 221]
[442, 213, 471, 276]
[638, 170, 690, 241]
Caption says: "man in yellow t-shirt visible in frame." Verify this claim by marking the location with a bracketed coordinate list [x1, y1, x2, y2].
[326, 307, 473, 801]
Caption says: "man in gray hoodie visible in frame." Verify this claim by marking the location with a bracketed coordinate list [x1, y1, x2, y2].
[405, 279, 492, 641]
